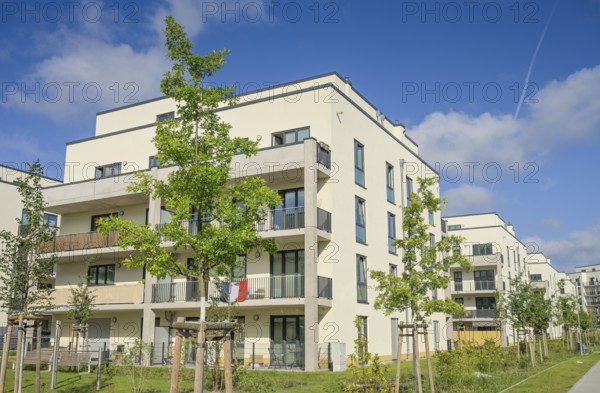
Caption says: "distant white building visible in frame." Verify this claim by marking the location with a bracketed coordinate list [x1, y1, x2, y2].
[568, 264, 600, 326]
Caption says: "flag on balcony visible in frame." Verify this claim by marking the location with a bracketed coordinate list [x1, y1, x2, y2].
[238, 280, 248, 302]
[220, 281, 245, 303]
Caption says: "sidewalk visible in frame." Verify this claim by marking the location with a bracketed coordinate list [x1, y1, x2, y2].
[568, 359, 600, 392]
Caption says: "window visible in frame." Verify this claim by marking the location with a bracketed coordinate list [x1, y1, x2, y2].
[91, 213, 118, 232]
[389, 264, 397, 277]
[44, 213, 58, 227]
[530, 274, 542, 282]
[475, 297, 496, 309]
[233, 255, 247, 279]
[455, 297, 464, 304]
[432, 288, 438, 299]
[474, 270, 495, 290]
[354, 140, 365, 186]
[406, 177, 413, 206]
[472, 243, 493, 256]
[428, 209, 434, 225]
[454, 271, 463, 291]
[271, 127, 310, 146]
[357, 316, 368, 355]
[95, 162, 122, 179]
[452, 244, 461, 255]
[157, 112, 174, 122]
[88, 264, 115, 286]
[356, 255, 368, 303]
[149, 156, 160, 168]
[388, 213, 396, 253]
[386, 163, 394, 203]
[355, 197, 366, 243]
[448, 224, 462, 230]
[429, 234, 436, 246]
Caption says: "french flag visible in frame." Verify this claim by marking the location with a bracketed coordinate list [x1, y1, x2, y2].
[220, 280, 248, 303]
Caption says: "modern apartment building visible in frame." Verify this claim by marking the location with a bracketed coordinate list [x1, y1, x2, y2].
[0, 165, 61, 327]
[527, 252, 576, 338]
[443, 212, 529, 346]
[568, 264, 600, 325]
[40, 72, 447, 370]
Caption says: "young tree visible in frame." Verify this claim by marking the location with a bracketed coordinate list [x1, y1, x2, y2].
[496, 275, 540, 367]
[529, 288, 554, 359]
[370, 176, 470, 392]
[67, 281, 97, 352]
[0, 161, 57, 392]
[555, 280, 578, 350]
[98, 16, 280, 392]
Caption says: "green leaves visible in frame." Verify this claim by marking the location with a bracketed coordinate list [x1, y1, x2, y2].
[67, 282, 97, 325]
[370, 176, 470, 321]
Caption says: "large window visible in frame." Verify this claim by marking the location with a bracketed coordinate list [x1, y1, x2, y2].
[530, 274, 542, 282]
[88, 264, 115, 286]
[406, 176, 413, 206]
[386, 163, 394, 203]
[474, 270, 495, 290]
[91, 213, 118, 232]
[472, 243, 493, 256]
[95, 162, 122, 179]
[272, 127, 310, 146]
[356, 255, 368, 303]
[475, 297, 496, 309]
[387, 213, 396, 253]
[453, 271, 463, 291]
[428, 209, 434, 225]
[354, 140, 365, 186]
[21, 210, 58, 227]
[355, 197, 366, 243]
[389, 264, 397, 277]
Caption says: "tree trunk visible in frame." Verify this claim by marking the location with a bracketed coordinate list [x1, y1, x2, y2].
[423, 325, 435, 393]
[516, 333, 520, 362]
[529, 330, 536, 368]
[395, 326, 403, 393]
[223, 337, 232, 393]
[194, 322, 206, 393]
[14, 315, 24, 392]
[0, 322, 14, 392]
[413, 323, 422, 393]
[169, 330, 183, 393]
[36, 322, 42, 393]
[538, 336, 543, 363]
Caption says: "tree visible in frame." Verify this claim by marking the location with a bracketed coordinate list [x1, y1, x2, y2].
[98, 16, 280, 392]
[0, 161, 57, 393]
[555, 280, 578, 350]
[496, 275, 542, 367]
[370, 176, 470, 393]
[67, 281, 97, 352]
[529, 288, 554, 359]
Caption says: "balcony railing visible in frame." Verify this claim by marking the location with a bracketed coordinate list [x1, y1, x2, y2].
[42, 230, 120, 253]
[452, 281, 496, 292]
[454, 309, 496, 319]
[317, 143, 331, 169]
[152, 275, 333, 303]
[317, 208, 332, 233]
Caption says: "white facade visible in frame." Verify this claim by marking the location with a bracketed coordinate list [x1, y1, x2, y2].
[568, 264, 600, 325]
[444, 212, 529, 346]
[41, 73, 447, 370]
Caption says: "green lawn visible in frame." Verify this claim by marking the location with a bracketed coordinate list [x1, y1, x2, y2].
[0, 351, 597, 392]
[503, 352, 600, 393]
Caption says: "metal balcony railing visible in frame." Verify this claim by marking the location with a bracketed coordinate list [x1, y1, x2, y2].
[454, 309, 496, 319]
[452, 281, 496, 292]
[42, 230, 120, 253]
[152, 275, 333, 303]
[317, 143, 331, 169]
[317, 208, 332, 233]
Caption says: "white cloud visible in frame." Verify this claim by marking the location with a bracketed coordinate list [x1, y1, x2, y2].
[523, 228, 600, 272]
[442, 184, 494, 216]
[411, 65, 600, 167]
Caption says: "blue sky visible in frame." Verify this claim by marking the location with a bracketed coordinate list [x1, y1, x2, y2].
[1, 0, 599, 273]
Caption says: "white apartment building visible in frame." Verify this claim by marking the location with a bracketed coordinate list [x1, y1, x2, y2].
[568, 264, 600, 326]
[444, 212, 529, 346]
[527, 252, 576, 338]
[40, 73, 448, 370]
[0, 165, 61, 327]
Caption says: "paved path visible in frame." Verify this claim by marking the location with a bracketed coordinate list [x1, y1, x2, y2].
[568, 359, 600, 392]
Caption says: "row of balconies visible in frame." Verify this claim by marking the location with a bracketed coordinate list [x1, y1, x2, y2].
[451, 280, 496, 292]
[42, 207, 332, 254]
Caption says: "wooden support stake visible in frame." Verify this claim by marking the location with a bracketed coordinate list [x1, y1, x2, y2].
[169, 325, 184, 393]
[14, 315, 24, 393]
[423, 325, 435, 393]
[395, 325, 403, 393]
[223, 337, 232, 393]
[413, 323, 423, 393]
[0, 322, 13, 392]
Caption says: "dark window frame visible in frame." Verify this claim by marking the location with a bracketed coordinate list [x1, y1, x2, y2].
[354, 140, 365, 187]
[87, 264, 116, 286]
[356, 254, 368, 303]
[406, 176, 413, 206]
[388, 212, 396, 254]
[386, 162, 394, 203]
[95, 162, 122, 179]
[355, 196, 367, 244]
[91, 212, 118, 232]
[156, 112, 175, 122]
[271, 127, 310, 147]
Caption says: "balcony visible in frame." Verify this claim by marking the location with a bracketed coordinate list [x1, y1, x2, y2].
[42, 230, 120, 253]
[316, 142, 331, 169]
[52, 283, 144, 310]
[152, 275, 333, 303]
[454, 309, 496, 319]
[451, 280, 496, 293]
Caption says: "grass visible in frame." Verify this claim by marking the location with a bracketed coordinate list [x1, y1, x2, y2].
[503, 352, 600, 393]
[0, 346, 597, 392]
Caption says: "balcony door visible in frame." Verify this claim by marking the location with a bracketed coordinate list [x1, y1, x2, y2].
[186, 258, 200, 301]
[273, 189, 304, 230]
[271, 250, 304, 298]
[453, 271, 463, 291]
[475, 297, 496, 318]
[474, 270, 495, 290]
[271, 316, 304, 368]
